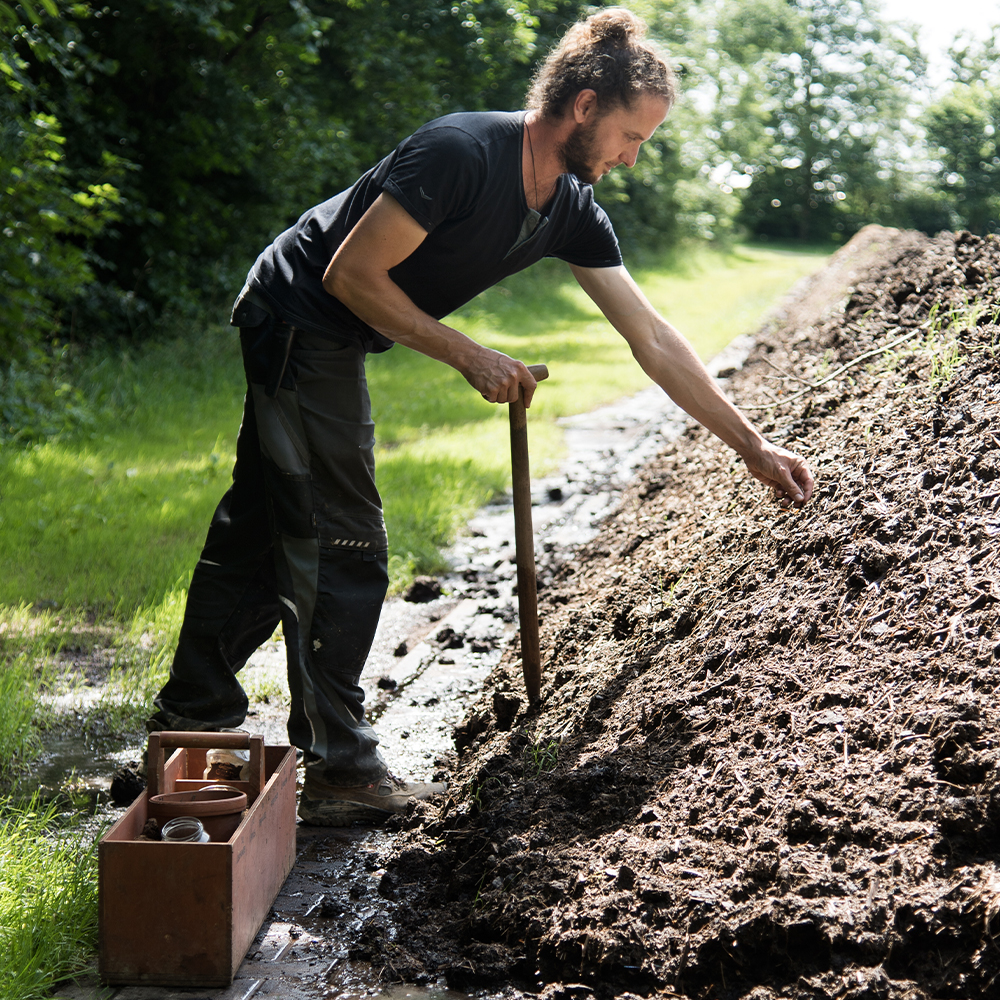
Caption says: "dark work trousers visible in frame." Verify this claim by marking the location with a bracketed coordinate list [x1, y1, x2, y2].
[148, 318, 389, 787]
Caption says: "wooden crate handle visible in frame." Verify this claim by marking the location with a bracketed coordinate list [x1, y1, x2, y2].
[147, 731, 265, 799]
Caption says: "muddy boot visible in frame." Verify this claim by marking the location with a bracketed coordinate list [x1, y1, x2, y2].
[297, 770, 447, 827]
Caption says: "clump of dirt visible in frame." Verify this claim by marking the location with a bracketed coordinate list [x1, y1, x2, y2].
[358, 227, 1000, 999]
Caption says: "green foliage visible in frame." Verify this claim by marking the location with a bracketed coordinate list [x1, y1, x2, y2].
[0, 345, 95, 443]
[5, 0, 593, 347]
[10, 0, 316, 338]
[947, 24, 1000, 90]
[709, 0, 923, 241]
[925, 81, 1000, 235]
[0, 15, 121, 360]
[6, 0, 1000, 371]
[304, 0, 586, 164]
[523, 737, 559, 777]
[0, 794, 99, 1000]
[0, 0, 58, 31]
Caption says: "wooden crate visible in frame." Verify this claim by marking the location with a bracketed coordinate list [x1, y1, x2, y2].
[99, 732, 297, 987]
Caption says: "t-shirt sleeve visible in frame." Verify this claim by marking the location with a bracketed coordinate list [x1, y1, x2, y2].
[550, 189, 623, 269]
[381, 125, 488, 233]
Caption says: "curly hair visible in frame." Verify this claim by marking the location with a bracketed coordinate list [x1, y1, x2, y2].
[526, 8, 676, 118]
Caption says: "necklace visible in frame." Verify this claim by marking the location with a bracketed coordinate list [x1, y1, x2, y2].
[526, 120, 539, 211]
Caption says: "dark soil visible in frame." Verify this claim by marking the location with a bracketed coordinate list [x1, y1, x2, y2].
[354, 227, 1000, 1000]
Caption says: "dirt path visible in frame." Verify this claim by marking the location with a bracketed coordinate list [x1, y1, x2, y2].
[346, 227, 1000, 1000]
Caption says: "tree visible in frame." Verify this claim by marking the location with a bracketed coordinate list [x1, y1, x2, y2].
[1, 3, 120, 360]
[11, 1, 327, 338]
[710, 0, 923, 241]
[6, 0, 595, 344]
[924, 83, 1000, 235]
[922, 27, 1000, 235]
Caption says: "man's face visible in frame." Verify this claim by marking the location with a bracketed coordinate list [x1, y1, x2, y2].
[559, 92, 670, 184]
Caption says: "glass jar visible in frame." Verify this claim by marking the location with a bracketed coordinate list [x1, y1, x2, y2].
[161, 815, 210, 843]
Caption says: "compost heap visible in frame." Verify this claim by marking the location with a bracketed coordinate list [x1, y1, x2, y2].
[358, 226, 1000, 1000]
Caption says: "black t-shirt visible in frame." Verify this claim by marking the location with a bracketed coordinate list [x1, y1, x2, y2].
[245, 111, 622, 353]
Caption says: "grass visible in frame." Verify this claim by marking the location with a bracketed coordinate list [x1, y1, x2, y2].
[523, 737, 560, 778]
[0, 795, 99, 1000]
[916, 297, 990, 389]
[0, 605, 52, 774]
[0, 332, 245, 616]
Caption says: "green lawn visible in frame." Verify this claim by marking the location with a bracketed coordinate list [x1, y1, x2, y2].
[0, 243, 827, 622]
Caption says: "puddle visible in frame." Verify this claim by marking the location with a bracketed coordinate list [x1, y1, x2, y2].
[28, 732, 133, 809]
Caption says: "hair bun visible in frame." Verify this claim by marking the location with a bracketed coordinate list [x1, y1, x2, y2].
[588, 8, 645, 45]
[525, 6, 674, 118]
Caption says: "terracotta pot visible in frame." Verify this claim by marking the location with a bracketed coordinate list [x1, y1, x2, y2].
[148, 787, 248, 842]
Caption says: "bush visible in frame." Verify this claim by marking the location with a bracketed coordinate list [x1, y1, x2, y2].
[0, 346, 94, 444]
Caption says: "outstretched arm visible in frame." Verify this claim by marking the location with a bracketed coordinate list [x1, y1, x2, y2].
[323, 192, 537, 406]
[571, 263, 814, 506]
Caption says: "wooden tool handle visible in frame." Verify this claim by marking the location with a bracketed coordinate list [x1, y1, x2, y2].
[147, 731, 265, 800]
[510, 363, 548, 703]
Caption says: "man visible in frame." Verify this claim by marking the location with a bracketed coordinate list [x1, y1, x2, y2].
[147, 8, 814, 826]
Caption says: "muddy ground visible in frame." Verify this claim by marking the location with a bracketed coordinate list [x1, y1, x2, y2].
[348, 227, 1000, 1000]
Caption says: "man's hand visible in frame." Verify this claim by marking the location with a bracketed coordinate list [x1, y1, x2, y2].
[742, 441, 814, 508]
[467, 349, 538, 407]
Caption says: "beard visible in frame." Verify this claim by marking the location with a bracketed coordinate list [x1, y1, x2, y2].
[559, 118, 602, 185]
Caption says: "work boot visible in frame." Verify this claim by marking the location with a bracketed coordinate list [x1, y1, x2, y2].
[297, 770, 447, 827]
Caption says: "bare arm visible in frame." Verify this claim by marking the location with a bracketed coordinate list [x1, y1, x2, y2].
[571, 263, 813, 506]
[323, 192, 536, 405]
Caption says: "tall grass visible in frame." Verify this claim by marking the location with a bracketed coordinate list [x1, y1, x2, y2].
[0, 606, 49, 774]
[0, 796, 99, 1000]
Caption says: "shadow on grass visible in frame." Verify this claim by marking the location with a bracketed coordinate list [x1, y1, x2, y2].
[378, 448, 509, 588]
[0, 444, 229, 614]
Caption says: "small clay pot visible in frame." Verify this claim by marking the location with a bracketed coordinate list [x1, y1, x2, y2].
[148, 787, 248, 842]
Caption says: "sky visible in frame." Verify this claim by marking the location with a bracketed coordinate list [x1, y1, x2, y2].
[879, 0, 1000, 89]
